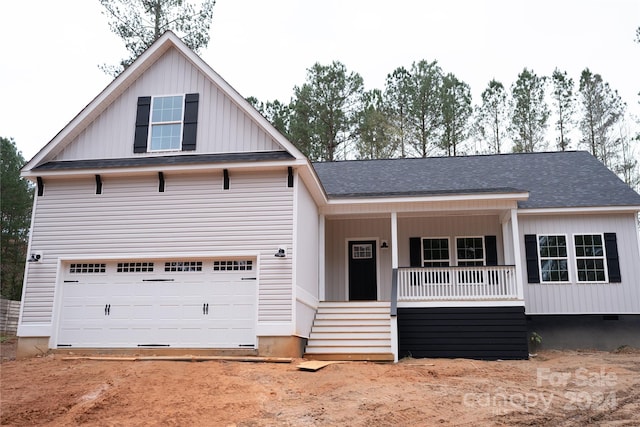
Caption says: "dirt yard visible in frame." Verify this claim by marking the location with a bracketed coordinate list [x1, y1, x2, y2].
[1, 337, 639, 426]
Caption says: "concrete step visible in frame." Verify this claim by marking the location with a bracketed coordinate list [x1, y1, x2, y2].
[305, 346, 393, 354]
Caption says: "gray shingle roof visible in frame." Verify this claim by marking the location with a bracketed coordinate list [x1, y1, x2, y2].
[34, 151, 294, 170]
[312, 151, 640, 209]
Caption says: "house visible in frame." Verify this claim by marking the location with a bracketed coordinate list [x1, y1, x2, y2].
[18, 32, 640, 360]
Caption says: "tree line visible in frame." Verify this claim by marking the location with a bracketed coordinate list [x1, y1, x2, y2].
[249, 61, 639, 190]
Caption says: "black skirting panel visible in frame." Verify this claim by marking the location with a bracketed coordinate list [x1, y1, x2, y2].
[398, 306, 529, 360]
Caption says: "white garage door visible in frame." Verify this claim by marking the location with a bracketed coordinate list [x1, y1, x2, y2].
[57, 259, 257, 349]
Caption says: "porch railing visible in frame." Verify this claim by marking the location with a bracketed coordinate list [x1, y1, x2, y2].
[397, 266, 517, 301]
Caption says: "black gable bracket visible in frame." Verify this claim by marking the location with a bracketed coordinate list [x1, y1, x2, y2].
[288, 167, 294, 188]
[158, 172, 165, 192]
[223, 169, 229, 190]
[36, 177, 44, 197]
[95, 174, 102, 195]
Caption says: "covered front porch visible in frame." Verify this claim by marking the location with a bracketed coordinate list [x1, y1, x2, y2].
[304, 192, 529, 361]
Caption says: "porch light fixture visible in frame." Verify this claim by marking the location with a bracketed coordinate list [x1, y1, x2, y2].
[381, 241, 389, 249]
[275, 247, 286, 258]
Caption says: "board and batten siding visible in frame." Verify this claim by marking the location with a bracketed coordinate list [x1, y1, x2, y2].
[325, 218, 392, 301]
[54, 47, 282, 162]
[397, 215, 505, 267]
[294, 180, 320, 337]
[21, 170, 294, 330]
[520, 213, 640, 314]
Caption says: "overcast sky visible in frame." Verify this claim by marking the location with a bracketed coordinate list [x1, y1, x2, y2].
[1, 0, 639, 161]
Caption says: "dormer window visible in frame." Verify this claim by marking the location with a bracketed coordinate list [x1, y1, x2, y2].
[149, 95, 184, 151]
[134, 93, 199, 153]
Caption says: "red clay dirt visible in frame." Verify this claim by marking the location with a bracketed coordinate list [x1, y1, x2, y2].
[1, 337, 639, 426]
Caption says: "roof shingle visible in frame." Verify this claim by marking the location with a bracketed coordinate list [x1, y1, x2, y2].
[312, 151, 640, 209]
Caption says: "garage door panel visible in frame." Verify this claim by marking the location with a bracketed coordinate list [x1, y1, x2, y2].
[58, 259, 257, 349]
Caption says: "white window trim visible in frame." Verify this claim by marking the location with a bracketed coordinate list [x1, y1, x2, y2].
[454, 235, 486, 266]
[421, 236, 451, 267]
[572, 233, 609, 284]
[148, 94, 185, 152]
[537, 234, 571, 284]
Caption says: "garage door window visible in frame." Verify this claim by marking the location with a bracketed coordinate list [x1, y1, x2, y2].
[213, 260, 253, 271]
[69, 263, 106, 273]
[165, 261, 203, 272]
[117, 262, 154, 273]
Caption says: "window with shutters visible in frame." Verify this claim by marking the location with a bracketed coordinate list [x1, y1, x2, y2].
[149, 95, 184, 151]
[134, 93, 198, 153]
[574, 234, 608, 283]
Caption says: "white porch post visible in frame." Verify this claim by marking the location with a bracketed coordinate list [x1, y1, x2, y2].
[391, 212, 398, 269]
[510, 208, 525, 300]
[390, 211, 399, 362]
[500, 211, 513, 265]
[319, 214, 325, 302]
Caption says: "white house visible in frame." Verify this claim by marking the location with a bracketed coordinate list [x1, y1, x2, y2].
[18, 32, 640, 360]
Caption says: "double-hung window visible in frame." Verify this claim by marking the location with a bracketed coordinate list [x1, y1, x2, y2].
[574, 234, 607, 282]
[538, 235, 569, 283]
[422, 238, 450, 267]
[149, 95, 184, 151]
[456, 237, 485, 266]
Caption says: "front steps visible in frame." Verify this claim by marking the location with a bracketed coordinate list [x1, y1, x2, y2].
[304, 301, 394, 361]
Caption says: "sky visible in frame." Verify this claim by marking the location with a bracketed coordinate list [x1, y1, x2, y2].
[1, 0, 639, 161]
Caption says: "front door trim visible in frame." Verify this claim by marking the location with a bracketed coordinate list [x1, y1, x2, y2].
[345, 237, 380, 301]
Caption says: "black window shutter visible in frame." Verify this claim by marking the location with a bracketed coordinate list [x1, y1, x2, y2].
[604, 233, 621, 283]
[134, 96, 151, 153]
[409, 237, 422, 267]
[524, 234, 540, 283]
[485, 235, 498, 266]
[36, 177, 44, 197]
[182, 93, 199, 151]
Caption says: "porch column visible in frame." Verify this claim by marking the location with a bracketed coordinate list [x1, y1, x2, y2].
[390, 211, 399, 362]
[510, 208, 525, 300]
[390, 211, 398, 269]
[319, 214, 325, 301]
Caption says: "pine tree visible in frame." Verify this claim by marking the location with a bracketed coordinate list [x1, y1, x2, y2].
[1, 137, 34, 300]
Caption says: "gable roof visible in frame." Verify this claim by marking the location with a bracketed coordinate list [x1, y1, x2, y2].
[312, 151, 640, 209]
[22, 31, 306, 174]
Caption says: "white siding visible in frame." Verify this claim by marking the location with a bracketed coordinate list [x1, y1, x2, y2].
[325, 215, 505, 302]
[293, 179, 320, 336]
[397, 215, 504, 267]
[325, 218, 392, 301]
[520, 214, 640, 314]
[53, 48, 282, 161]
[21, 170, 294, 327]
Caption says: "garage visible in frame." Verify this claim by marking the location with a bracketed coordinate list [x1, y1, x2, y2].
[56, 259, 257, 349]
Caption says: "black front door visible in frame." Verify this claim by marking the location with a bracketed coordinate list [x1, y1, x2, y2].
[348, 240, 377, 300]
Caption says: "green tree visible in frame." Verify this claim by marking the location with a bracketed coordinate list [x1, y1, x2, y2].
[289, 61, 364, 161]
[440, 73, 472, 156]
[99, 0, 216, 76]
[355, 89, 396, 159]
[384, 67, 412, 158]
[475, 79, 509, 154]
[1, 138, 33, 301]
[614, 118, 640, 191]
[510, 68, 550, 153]
[248, 97, 291, 138]
[551, 68, 576, 151]
[578, 68, 625, 167]
[407, 60, 444, 157]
